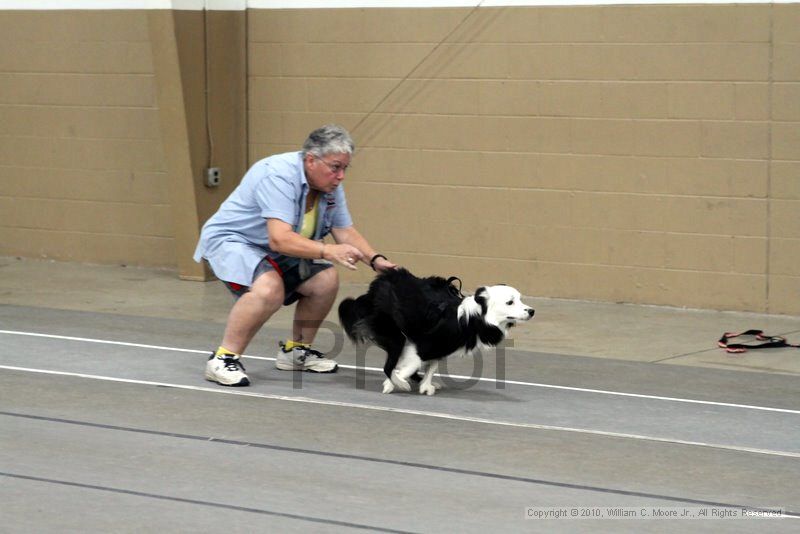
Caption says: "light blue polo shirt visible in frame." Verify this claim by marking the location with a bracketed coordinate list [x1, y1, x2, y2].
[193, 151, 353, 286]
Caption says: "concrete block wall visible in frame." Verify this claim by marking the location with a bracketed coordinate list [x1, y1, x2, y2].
[0, 2, 797, 315]
[248, 4, 799, 314]
[0, 10, 175, 266]
[770, 4, 800, 314]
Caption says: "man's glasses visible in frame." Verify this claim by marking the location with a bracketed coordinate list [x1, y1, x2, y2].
[315, 156, 349, 174]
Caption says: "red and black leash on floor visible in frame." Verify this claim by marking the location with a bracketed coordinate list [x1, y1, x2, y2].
[718, 329, 800, 354]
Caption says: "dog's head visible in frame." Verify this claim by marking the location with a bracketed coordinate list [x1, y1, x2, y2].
[457, 284, 535, 347]
[474, 285, 535, 330]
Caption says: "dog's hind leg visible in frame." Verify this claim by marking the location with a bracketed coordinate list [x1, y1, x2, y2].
[390, 343, 420, 392]
[383, 348, 400, 379]
[381, 339, 404, 394]
[383, 347, 421, 390]
[382, 345, 407, 394]
[418, 360, 440, 396]
[382, 378, 395, 394]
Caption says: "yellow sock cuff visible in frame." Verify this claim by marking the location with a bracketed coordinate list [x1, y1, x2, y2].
[283, 340, 310, 352]
[215, 346, 238, 357]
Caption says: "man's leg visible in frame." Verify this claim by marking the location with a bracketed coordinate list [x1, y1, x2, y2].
[221, 270, 285, 353]
[275, 267, 339, 373]
[206, 270, 285, 387]
[292, 266, 339, 344]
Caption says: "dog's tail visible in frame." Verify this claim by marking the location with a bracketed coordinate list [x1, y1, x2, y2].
[338, 295, 374, 343]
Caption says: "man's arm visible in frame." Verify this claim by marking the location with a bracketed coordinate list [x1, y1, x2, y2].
[267, 219, 363, 270]
[330, 226, 396, 272]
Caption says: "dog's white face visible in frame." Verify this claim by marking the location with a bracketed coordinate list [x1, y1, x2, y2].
[481, 285, 535, 328]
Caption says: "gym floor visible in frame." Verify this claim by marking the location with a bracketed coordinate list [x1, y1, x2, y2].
[1, 257, 798, 533]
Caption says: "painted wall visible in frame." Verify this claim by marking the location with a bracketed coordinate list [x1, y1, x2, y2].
[0, 2, 798, 314]
[0, 10, 176, 266]
[247, 3, 800, 314]
[0, 7, 246, 277]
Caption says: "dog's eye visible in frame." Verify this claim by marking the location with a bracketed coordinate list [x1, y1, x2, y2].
[506, 299, 514, 305]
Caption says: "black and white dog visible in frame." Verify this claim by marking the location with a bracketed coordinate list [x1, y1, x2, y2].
[338, 268, 534, 395]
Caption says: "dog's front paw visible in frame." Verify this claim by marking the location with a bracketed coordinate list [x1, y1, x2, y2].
[390, 371, 412, 392]
[419, 383, 437, 396]
[382, 378, 395, 394]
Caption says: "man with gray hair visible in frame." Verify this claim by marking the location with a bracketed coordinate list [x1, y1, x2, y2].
[194, 124, 396, 386]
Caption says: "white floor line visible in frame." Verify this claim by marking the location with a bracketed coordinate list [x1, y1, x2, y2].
[1, 364, 798, 460]
[2, 328, 799, 416]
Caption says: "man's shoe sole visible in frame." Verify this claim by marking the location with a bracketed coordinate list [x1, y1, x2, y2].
[274, 362, 338, 373]
[205, 374, 251, 386]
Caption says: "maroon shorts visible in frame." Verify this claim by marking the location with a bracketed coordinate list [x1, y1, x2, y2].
[222, 255, 332, 306]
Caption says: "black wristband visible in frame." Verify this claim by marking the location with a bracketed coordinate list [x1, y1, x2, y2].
[370, 254, 388, 271]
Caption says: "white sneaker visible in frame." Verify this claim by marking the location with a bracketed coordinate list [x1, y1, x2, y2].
[275, 343, 338, 373]
[205, 353, 250, 386]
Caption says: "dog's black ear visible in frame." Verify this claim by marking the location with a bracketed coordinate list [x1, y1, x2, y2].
[474, 287, 488, 313]
[474, 287, 490, 316]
